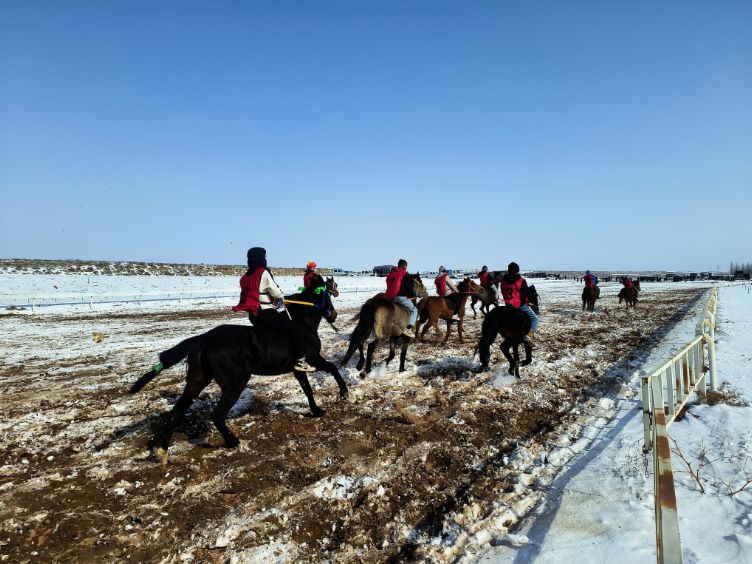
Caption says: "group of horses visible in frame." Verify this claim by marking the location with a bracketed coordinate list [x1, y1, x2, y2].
[130, 273, 539, 460]
[582, 279, 641, 311]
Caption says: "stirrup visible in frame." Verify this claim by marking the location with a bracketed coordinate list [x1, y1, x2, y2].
[403, 327, 415, 338]
[293, 359, 316, 372]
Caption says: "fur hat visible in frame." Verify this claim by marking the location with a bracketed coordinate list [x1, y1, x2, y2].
[507, 262, 520, 274]
[397, 259, 408, 268]
[246, 247, 267, 270]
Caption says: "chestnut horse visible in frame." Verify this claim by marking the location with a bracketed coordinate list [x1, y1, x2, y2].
[414, 278, 481, 344]
[618, 279, 641, 309]
[341, 275, 428, 374]
[470, 271, 502, 317]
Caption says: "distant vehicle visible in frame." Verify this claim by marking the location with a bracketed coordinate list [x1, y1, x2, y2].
[372, 265, 394, 277]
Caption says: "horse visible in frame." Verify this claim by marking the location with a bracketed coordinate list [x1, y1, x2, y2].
[477, 285, 540, 377]
[618, 286, 638, 308]
[341, 274, 428, 374]
[470, 271, 502, 317]
[582, 285, 601, 311]
[128, 278, 346, 463]
[414, 278, 481, 344]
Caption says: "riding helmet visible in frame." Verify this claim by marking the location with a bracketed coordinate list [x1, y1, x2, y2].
[307, 261, 317, 269]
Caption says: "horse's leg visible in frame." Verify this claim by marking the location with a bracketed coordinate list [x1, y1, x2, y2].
[293, 371, 324, 417]
[471, 296, 477, 318]
[398, 339, 409, 372]
[356, 341, 366, 371]
[418, 314, 432, 341]
[365, 338, 383, 374]
[520, 338, 533, 367]
[312, 356, 348, 399]
[500, 339, 516, 375]
[210, 364, 250, 448]
[152, 352, 211, 460]
[385, 339, 396, 366]
[442, 317, 453, 344]
[512, 343, 521, 378]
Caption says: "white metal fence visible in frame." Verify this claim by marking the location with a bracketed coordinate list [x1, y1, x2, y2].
[640, 286, 718, 564]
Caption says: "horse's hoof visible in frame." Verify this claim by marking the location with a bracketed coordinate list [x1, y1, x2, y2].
[521, 359, 532, 367]
[312, 408, 326, 418]
[339, 389, 349, 400]
[508, 367, 516, 375]
[224, 436, 240, 449]
[359, 371, 367, 379]
[152, 446, 169, 466]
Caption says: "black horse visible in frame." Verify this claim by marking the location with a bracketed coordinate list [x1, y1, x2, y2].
[477, 285, 540, 376]
[128, 276, 346, 463]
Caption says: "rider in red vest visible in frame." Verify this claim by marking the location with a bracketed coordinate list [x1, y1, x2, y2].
[478, 265, 498, 303]
[303, 261, 317, 288]
[385, 259, 418, 338]
[583, 270, 594, 287]
[499, 261, 539, 338]
[232, 247, 315, 372]
[622, 276, 633, 289]
[434, 266, 458, 297]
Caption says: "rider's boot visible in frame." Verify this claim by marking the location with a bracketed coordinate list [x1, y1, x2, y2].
[403, 325, 416, 339]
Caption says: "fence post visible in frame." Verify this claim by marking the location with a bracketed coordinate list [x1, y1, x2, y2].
[704, 333, 717, 392]
[650, 376, 683, 564]
[641, 375, 652, 452]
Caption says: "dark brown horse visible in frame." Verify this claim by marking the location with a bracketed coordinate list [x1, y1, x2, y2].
[128, 280, 345, 464]
[618, 286, 638, 308]
[582, 285, 601, 311]
[477, 285, 540, 377]
[414, 278, 481, 344]
[341, 275, 427, 374]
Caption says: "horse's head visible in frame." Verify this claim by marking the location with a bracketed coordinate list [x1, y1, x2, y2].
[297, 282, 338, 325]
[527, 284, 540, 315]
[462, 278, 483, 295]
[324, 276, 339, 297]
[412, 274, 428, 298]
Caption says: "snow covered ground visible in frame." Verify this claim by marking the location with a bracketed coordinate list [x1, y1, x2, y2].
[1, 273, 747, 562]
[478, 282, 752, 563]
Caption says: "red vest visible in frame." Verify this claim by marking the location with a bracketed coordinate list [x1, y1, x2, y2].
[500, 277, 524, 308]
[385, 267, 407, 300]
[303, 270, 316, 288]
[435, 273, 447, 296]
[232, 268, 265, 315]
[584, 274, 594, 288]
[478, 271, 491, 286]
[623, 278, 633, 288]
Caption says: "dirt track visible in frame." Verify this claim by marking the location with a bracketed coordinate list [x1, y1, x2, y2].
[0, 287, 705, 562]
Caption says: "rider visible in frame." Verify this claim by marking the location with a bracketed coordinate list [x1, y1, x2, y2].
[583, 270, 595, 288]
[385, 259, 418, 338]
[434, 266, 458, 296]
[232, 247, 316, 372]
[477, 265, 498, 303]
[499, 261, 539, 339]
[303, 260, 317, 288]
[621, 275, 633, 289]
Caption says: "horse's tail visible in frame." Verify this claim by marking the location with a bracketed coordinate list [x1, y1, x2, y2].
[478, 310, 498, 369]
[129, 335, 202, 394]
[342, 300, 377, 367]
[417, 298, 430, 323]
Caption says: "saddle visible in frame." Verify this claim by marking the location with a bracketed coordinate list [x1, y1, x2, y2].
[443, 294, 460, 314]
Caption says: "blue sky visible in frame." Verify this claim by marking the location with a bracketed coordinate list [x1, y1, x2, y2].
[1, 1, 750, 272]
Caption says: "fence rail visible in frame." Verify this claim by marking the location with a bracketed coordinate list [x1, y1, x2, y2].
[1, 286, 386, 312]
[641, 286, 718, 564]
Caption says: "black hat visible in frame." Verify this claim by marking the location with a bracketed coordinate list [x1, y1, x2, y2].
[482, 265, 488, 271]
[247, 247, 266, 260]
[507, 262, 520, 274]
[398, 259, 407, 268]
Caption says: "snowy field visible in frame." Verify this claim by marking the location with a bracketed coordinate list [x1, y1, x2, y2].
[0, 274, 748, 562]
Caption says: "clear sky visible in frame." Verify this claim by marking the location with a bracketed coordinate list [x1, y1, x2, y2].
[1, 1, 750, 272]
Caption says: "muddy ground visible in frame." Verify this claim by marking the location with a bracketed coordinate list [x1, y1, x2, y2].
[0, 287, 706, 562]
